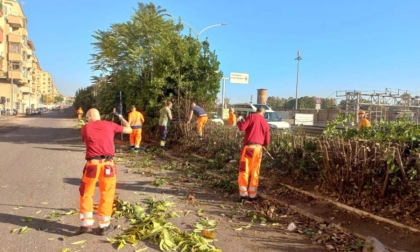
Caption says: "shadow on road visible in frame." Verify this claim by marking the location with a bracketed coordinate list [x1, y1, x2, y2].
[0, 213, 77, 237]
[0, 124, 82, 145]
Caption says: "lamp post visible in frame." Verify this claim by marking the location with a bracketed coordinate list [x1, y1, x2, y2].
[9, 62, 14, 115]
[221, 77, 229, 118]
[295, 50, 302, 110]
[164, 14, 227, 39]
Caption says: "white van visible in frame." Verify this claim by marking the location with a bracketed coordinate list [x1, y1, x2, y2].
[232, 103, 291, 130]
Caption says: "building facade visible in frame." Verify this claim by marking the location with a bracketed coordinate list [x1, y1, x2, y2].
[0, 0, 61, 115]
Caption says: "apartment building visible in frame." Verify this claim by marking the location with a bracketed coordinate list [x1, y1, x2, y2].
[0, 0, 61, 115]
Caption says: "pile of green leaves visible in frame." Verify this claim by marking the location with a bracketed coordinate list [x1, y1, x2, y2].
[109, 198, 221, 251]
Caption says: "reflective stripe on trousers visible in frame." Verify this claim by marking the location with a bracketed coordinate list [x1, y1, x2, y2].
[79, 212, 94, 227]
[79, 159, 117, 227]
[130, 128, 142, 148]
[238, 145, 262, 198]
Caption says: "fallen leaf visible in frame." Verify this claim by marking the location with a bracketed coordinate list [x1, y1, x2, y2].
[201, 230, 216, 239]
[71, 240, 86, 245]
[21, 217, 33, 222]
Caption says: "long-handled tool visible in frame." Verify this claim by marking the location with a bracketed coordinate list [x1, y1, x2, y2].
[262, 147, 288, 175]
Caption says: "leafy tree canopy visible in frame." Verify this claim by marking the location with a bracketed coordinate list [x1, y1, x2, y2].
[84, 2, 222, 122]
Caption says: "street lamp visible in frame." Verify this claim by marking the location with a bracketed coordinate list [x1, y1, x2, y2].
[164, 14, 227, 39]
[221, 77, 229, 118]
[295, 50, 302, 110]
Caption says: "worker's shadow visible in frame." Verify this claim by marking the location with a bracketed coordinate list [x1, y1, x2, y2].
[0, 213, 76, 237]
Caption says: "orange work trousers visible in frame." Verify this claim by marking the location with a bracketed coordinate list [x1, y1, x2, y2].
[238, 145, 262, 199]
[197, 116, 208, 137]
[130, 128, 142, 148]
[79, 159, 117, 228]
[77, 113, 83, 120]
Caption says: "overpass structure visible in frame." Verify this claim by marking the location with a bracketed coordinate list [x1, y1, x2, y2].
[336, 88, 420, 123]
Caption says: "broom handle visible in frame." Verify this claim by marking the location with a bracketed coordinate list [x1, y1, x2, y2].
[262, 146, 275, 160]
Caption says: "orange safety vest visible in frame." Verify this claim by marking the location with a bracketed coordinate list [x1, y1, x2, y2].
[129, 111, 144, 128]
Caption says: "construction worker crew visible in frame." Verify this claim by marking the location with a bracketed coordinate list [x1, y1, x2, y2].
[77, 108, 132, 235]
[158, 101, 173, 148]
[187, 102, 208, 140]
[128, 105, 145, 152]
[227, 107, 237, 126]
[77, 107, 83, 120]
[358, 110, 371, 130]
[237, 107, 270, 201]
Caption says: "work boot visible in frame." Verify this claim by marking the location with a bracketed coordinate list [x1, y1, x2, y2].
[248, 196, 259, 202]
[97, 225, 112, 236]
[160, 141, 166, 147]
[238, 196, 249, 203]
[75, 226, 93, 235]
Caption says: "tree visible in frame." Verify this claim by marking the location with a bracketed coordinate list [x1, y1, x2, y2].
[87, 3, 222, 122]
[73, 86, 95, 111]
[54, 95, 64, 103]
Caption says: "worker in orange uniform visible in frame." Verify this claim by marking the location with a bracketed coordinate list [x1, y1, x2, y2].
[227, 107, 237, 126]
[128, 105, 145, 152]
[358, 110, 371, 130]
[77, 107, 84, 120]
[77, 108, 132, 235]
[237, 107, 270, 202]
[187, 102, 208, 140]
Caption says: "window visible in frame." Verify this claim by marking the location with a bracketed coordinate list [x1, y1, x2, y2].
[11, 61, 21, 71]
[9, 42, 21, 53]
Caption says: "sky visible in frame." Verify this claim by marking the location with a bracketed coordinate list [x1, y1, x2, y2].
[22, 0, 420, 104]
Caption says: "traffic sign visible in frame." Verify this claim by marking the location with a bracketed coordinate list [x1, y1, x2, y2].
[229, 72, 249, 84]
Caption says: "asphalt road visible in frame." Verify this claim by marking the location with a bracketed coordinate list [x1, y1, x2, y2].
[0, 109, 326, 252]
[0, 110, 91, 251]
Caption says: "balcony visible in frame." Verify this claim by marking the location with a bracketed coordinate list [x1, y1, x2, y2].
[20, 85, 32, 94]
[7, 34, 22, 43]
[8, 70, 27, 85]
[7, 15, 23, 28]
[27, 40, 36, 51]
[8, 52, 22, 61]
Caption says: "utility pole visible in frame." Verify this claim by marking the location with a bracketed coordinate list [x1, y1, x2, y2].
[221, 77, 229, 118]
[295, 50, 302, 110]
[10, 62, 14, 115]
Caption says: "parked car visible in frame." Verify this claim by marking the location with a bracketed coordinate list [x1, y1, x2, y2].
[209, 112, 224, 125]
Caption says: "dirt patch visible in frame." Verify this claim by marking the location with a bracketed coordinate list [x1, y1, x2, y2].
[113, 142, 371, 251]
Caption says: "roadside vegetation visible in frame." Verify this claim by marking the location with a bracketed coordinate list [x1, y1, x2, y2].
[165, 116, 420, 230]
[71, 2, 419, 251]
